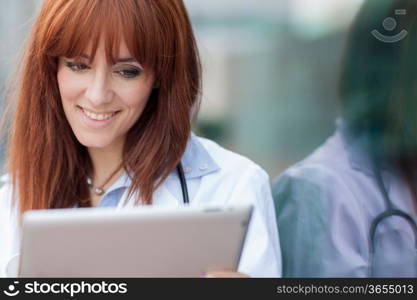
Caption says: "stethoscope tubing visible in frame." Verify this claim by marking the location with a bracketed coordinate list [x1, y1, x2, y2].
[368, 157, 417, 276]
[177, 162, 190, 205]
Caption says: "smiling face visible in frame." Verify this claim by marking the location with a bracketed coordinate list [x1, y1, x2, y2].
[57, 37, 155, 150]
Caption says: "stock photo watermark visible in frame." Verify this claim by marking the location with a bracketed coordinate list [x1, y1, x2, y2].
[2, 280, 128, 298]
[371, 9, 408, 43]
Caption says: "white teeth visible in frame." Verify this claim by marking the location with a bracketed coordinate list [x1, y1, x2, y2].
[82, 108, 115, 121]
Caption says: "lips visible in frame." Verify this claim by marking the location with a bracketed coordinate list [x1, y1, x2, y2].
[77, 106, 120, 121]
[76, 105, 121, 128]
[83, 109, 115, 121]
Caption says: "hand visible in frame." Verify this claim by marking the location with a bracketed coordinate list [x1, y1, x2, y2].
[204, 271, 250, 278]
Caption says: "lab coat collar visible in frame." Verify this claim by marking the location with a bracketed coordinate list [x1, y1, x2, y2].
[336, 118, 385, 177]
[180, 132, 220, 179]
[104, 132, 220, 196]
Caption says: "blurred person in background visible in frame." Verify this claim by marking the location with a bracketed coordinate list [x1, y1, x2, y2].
[0, 0, 281, 278]
[273, 0, 417, 277]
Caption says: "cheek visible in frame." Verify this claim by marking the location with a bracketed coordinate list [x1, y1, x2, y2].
[57, 69, 83, 105]
[120, 83, 154, 114]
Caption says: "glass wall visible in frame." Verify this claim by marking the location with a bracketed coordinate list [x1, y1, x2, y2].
[186, 0, 363, 175]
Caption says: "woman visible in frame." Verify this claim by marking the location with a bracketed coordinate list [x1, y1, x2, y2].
[273, 0, 417, 277]
[0, 0, 281, 277]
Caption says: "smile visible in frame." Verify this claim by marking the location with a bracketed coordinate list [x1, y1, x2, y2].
[77, 106, 121, 129]
[79, 106, 120, 121]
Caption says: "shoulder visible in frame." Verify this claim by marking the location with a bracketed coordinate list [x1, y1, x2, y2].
[0, 173, 12, 197]
[274, 130, 354, 187]
[196, 135, 269, 182]
[290, 130, 351, 176]
[272, 132, 359, 212]
[0, 173, 9, 186]
[194, 137, 281, 276]
[0, 174, 19, 277]
[0, 174, 15, 213]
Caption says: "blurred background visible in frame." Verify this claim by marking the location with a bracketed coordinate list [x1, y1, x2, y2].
[0, 0, 365, 178]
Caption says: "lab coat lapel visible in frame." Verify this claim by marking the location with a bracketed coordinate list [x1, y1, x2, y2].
[115, 181, 180, 209]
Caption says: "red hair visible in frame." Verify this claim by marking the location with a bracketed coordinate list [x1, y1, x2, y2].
[5, 0, 201, 215]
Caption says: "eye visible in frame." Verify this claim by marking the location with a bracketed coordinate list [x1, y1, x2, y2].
[64, 61, 89, 72]
[114, 68, 142, 79]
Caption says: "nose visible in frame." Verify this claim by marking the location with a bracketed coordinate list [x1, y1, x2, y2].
[84, 71, 114, 106]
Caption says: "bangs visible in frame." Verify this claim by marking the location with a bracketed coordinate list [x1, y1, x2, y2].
[43, 0, 158, 69]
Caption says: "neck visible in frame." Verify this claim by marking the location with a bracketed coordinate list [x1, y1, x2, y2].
[87, 138, 124, 186]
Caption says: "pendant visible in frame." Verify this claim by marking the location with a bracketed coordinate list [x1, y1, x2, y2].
[94, 187, 104, 195]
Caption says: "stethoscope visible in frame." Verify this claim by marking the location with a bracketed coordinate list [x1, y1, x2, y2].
[176, 163, 190, 204]
[368, 156, 417, 276]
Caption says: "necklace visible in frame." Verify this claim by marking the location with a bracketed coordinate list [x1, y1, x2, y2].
[87, 163, 123, 196]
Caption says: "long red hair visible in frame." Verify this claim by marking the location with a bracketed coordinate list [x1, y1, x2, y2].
[4, 0, 201, 215]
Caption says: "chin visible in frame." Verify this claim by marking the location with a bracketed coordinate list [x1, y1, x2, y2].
[75, 133, 114, 149]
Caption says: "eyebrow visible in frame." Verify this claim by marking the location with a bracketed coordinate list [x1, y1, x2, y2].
[80, 55, 137, 63]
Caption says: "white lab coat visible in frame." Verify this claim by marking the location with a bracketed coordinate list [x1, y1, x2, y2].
[0, 135, 282, 277]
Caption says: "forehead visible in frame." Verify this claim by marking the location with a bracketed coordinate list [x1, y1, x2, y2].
[81, 37, 133, 61]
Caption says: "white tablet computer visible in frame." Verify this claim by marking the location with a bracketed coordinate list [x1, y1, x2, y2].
[18, 205, 252, 277]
